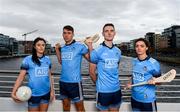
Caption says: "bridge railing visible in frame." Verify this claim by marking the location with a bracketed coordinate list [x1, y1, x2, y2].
[0, 70, 180, 103]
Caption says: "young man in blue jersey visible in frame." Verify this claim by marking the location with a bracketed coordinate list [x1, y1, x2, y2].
[12, 37, 55, 112]
[87, 23, 122, 111]
[126, 38, 161, 112]
[55, 25, 90, 111]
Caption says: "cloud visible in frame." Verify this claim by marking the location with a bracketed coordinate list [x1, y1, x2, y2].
[0, 0, 179, 46]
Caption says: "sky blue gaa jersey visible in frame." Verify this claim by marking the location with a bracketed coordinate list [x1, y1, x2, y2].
[60, 40, 88, 83]
[90, 42, 121, 93]
[20, 55, 52, 96]
[132, 57, 161, 103]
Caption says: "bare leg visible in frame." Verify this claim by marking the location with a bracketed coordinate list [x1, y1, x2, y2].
[39, 103, 49, 112]
[109, 107, 119, 112]
[75, 100, 85, 112]
[28, 107, 39, 112]
[62, 98, 71, 111]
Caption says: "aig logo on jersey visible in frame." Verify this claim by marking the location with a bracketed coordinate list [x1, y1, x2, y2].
[35, 67, 49, 77]
[62, 52, 73, 60]
[133, 72, 145, 81]
[105, 59, 118, 68]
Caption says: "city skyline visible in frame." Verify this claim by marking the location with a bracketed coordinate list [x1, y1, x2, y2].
[0, 0, 180, 45]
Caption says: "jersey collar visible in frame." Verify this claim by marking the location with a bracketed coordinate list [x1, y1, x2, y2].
[38, 54, 45, 59]
[101, 41, 115, 49]
[65, 39, 76, 46]
[138, 56, 150, 62]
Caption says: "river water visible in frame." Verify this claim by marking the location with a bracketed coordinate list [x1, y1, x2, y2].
[0, 55, 179, 74]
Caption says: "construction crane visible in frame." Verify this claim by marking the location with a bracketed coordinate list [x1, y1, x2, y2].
[22, 29, 38, 54]
[22, 29, 38, 41]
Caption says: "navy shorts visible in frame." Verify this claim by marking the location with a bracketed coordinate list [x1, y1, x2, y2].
[28, 92, 50, 108]
[96, 89, 122, 110]
[131, 97, 157, 112]
[59, 81, 83, 103]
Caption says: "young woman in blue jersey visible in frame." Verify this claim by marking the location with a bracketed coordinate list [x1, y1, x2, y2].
[11, 37, 55, 112]
[126, 38, 161, 112]
[55, 25, 90, 111]
[87, 23, 122, 111]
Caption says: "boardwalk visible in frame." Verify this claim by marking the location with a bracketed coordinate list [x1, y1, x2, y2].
[0, 70, 180, 103]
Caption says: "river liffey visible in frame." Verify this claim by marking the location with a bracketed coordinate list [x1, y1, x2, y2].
[0, 55, 179, 74]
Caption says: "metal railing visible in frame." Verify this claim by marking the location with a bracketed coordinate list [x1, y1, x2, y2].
[0, 70, 180, 102]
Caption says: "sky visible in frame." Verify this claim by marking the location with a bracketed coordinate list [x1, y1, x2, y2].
[0, 0, 180, 46]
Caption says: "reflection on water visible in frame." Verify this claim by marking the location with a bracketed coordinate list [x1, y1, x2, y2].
[0, 55, 179, 74]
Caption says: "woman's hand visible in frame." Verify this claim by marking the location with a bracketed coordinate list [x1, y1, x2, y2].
[148, 77, 156, 85]
[11, 92, 22, 103]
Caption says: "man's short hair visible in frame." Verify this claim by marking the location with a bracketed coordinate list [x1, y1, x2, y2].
[63, 25, 74, 33]
[103, 23, 115, 31]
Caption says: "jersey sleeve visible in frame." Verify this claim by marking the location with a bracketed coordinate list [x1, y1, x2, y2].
[45, 56, 52, 69]
[49, 60, 52, 69]
[115, 47, 121, 59]
[48, 58, 52, 69]
[90, 50, 98, 64]
[119, 50, 122, 59]
[80, 44, 88, 55]
[152, 61, 161, 77]
[20, 57, 29, 70]
[118, 49, 122, 62]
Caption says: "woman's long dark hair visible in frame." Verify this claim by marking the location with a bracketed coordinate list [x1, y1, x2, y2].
[32, 37, 46, 66]
[134, 38, 150, 55]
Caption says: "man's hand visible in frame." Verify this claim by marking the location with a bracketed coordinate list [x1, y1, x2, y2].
[84, 37, 93, 50]
[124, 77, 132, 90]
[55, 43, 62, 64]
[84, 36, 92, 44]
[50, 90, 55, 102]
[55, 43, 61, 50]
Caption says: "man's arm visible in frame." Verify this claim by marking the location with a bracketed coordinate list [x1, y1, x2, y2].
[84, 39, 97, 83]
[89, 62, 97, 84]
[55, 43, 61, 64]
[83, 40, 93, 62]
[83, 53, 90, 61]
